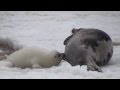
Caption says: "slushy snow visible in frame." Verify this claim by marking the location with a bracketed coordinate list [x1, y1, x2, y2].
[0, 11, 120, 79]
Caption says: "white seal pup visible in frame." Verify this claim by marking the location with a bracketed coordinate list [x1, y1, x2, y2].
[6, 47, 64, 69]
[63, 28, 113, 72]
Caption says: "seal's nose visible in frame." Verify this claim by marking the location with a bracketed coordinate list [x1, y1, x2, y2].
[60, 53, 65, 60]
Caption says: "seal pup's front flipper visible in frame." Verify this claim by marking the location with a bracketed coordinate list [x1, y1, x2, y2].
[32, 64, 43, 69]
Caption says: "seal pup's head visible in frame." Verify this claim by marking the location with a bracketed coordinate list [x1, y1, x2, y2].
[48, 50, 64, 65]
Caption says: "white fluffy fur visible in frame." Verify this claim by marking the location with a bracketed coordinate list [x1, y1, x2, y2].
[6, 47, 63, 69]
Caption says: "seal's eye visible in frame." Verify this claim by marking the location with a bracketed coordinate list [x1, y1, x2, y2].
[58, 54, 61, 57]
[54, 53, 61, 58]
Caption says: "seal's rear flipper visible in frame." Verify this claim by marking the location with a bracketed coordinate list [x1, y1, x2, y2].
[7, 61, 14, 68]
[113, 41, 120, 46]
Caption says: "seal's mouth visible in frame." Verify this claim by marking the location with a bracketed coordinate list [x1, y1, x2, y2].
[59, 53, 65, 60]
[61, 54, 78, 66]
[60, 53, 65, 60]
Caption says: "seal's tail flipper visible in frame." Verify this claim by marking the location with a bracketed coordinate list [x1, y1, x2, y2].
[113, 41, 120, 46]
[0, 37, 22, 60]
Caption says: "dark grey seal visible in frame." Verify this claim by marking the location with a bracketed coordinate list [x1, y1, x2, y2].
[0, 37, 22, 60]
[63, 28, 113, 72]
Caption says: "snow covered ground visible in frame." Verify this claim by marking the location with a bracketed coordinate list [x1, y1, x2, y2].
[0, 11, 120, 79]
